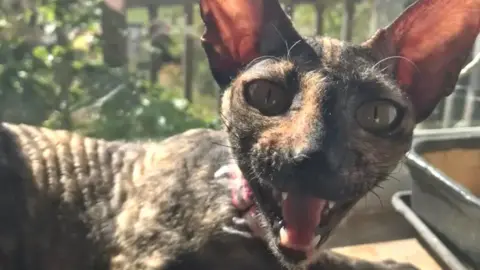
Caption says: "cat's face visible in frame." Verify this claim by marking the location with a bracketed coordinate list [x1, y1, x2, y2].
[221, 39, 415, 263]
[200, 0, 480, 267]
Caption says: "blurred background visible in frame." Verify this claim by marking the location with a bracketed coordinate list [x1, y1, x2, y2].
[0, 0, 478, 141]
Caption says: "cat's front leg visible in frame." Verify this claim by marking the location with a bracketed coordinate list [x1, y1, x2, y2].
[308, 250, 418, 270]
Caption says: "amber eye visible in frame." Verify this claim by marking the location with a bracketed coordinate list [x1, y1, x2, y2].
[356, 100, 403, 133]
[244, 80, 290, 116]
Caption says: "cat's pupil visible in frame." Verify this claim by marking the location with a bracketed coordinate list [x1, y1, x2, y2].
[244, 79, 290, 116]
[373, 106, 379, 123]
[265, 87, 273, 105]
[355, 100, 401, 134]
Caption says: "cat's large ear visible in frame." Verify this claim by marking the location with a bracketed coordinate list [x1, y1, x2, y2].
[363, 0, 480, 122]
[199, 0, 303, 89]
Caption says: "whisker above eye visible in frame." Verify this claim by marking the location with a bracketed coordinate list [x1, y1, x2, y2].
[371, 55, 420, 75]
[287, 39, 303, 60]
[271, 23, 289, 57]
[245, 55, 282, 69]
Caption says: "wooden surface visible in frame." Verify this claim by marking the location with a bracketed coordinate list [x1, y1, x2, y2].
[332, 238, 442, 270]
[423, 148, 480, 196]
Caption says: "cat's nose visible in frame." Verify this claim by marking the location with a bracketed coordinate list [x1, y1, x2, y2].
[294, 150, 332, 174]
[291, 138, 322, 161]
[292, 138, 355, 171]
[293, 146, 355, 174]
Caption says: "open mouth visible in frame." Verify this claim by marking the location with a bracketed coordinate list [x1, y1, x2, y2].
[254, 183, 355, 259]
[216, 164, 357, 263]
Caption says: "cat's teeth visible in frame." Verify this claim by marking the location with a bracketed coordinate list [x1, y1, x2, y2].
[328, 201, 336, 209]
[282, 192, 288, 200]
[311, 235, 322, 247]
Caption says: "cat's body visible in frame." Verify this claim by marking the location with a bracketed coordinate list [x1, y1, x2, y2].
[0, 123, 272, 270]
[0, 122, 402, 270]
[1, 0, 480, 269]
[0, 123, 227, 269]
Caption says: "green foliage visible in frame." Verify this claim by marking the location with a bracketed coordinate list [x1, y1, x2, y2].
[0, 0, 212, 140]
[1, 0, 378, 141]
[125, 1, 375, 126]
[76, 77, 218, 140]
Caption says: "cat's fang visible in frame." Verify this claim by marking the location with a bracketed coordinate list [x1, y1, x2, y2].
[279, 227, 309, 251]
[282, 192, 288, 200]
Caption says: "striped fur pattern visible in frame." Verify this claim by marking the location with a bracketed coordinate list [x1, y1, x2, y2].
[0, 123, 240, 270]
[0, 124, 415, 270]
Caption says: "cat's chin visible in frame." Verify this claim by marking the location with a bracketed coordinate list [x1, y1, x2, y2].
[216, 164, 358, 265]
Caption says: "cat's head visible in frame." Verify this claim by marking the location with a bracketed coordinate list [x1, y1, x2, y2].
[200, 0, 480, 267]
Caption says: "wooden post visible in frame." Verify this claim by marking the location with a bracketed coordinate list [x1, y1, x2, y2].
[217, 85, 223, 114]
[370, 0, 407, 34]
[102, 0, 127, 67]
[314, 0, 325, 36]
[441, 93, 456, 128]
[461, 36, 480, 127]
[148, 5, 159, 84]
[183, 2, 194, 102]
[341, 0, 355, 42]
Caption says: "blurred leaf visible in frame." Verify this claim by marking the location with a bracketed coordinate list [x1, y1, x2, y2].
[32, 46, 49, 61]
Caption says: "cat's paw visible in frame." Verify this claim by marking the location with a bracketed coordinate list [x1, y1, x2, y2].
[214, 164, 253, 211]
[216, 164, 264, 237]
[381, 260, 419, 270]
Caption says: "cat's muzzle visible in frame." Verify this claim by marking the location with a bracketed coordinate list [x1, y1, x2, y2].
[215, 164, 356, 263]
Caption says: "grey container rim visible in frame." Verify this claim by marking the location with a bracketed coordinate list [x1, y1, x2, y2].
[391, 190, 469, 270]
[406, 129, 480, 207]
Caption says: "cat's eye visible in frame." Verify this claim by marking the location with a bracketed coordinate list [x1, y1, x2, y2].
[356, 100, 403, 133]
[244, 80, 290, 116]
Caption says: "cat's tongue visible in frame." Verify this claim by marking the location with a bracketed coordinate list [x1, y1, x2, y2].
[279, 193, 327, 253]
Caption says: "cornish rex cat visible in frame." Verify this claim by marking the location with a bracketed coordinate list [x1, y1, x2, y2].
[0, 0, 478, 269]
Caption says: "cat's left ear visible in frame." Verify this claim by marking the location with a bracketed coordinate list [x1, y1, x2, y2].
[363, 0, 480, 123]
[199, 0, 304, 89]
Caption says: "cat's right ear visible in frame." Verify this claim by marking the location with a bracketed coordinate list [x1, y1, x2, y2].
[363, 0, 480, 123]
[199, 0, 303, 88]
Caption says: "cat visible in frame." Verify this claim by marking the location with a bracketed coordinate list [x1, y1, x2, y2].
[199, 0, 480, 268]
[0, 0, 478, 269]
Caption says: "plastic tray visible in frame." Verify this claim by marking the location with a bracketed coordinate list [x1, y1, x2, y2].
[391, 191, 470, 270]
[405, 130, 480, 267]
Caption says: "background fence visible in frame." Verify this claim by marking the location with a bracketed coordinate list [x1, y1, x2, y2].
[0, 0, 479, 141]
[121, 0, 480, 129]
